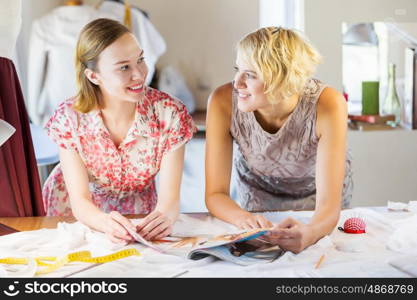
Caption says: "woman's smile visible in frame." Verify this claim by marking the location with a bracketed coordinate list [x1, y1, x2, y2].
[237, 91, 251, 100]
[127, 83, 144, 94]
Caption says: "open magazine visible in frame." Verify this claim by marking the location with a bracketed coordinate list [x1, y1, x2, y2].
[126, 227, 284, 266]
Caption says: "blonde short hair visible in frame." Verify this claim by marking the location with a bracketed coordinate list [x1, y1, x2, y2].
[73, 18, 130, 113]
[237, 27, 322, 102]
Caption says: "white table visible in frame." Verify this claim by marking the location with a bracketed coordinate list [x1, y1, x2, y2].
[0, 207, 414, 278]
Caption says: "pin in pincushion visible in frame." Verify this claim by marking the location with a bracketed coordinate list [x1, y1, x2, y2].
[338, 217, 366, 234]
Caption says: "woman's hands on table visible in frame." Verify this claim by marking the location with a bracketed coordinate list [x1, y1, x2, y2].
[136, 210, 174, 241]
[99, 210, 175, 244]
[266, 217, 316, 253]
[100, 211, 136, 244]
[234, 212, 273, 230]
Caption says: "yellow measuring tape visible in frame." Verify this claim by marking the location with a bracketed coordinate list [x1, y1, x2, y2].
[0, 248, 140, 275]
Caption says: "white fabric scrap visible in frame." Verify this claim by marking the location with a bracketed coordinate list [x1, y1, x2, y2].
[408, 201, 417, 213]
[0, 221, 132, 277]
[388, 255, 417, 277]
[386, 215, 417, 255]
[388, 200, 417, 213]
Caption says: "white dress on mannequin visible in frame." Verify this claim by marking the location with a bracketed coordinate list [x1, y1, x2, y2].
[27, 5, 114, 126]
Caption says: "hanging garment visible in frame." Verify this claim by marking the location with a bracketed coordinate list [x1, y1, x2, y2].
[27, 5, 114, 126]
[27, 3, 166, 126]
[0, 57, 44, 217]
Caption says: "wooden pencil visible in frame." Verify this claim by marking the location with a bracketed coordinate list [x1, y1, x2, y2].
[315, 254, 325, 269]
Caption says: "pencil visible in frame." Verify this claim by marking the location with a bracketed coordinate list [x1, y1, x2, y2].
[315, 254, 325, 269]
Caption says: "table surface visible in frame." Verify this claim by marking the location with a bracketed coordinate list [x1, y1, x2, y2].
[0, 214, 208, 234]
[0, 216, 152, 233]
[0, 208, 413, 278]
[0, 208, 384, 233]
[0, 216, 75, 232]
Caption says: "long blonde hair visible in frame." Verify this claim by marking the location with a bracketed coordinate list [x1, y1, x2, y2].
[237, 27, 322, 102]
[74, 18, 130, 113]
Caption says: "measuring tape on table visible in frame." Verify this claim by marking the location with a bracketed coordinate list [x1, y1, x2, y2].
[0, 248, 141, 275]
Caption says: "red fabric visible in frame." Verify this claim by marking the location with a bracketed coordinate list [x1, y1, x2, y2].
[0, 57, 45, 216]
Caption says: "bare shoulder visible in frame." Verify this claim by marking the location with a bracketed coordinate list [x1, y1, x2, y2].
[207, 82, 233, 117]
[317, 86, 347, 116]
[316, 87, 348, 138]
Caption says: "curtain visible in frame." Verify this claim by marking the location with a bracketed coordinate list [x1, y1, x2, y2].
[0, 57, 44, 216]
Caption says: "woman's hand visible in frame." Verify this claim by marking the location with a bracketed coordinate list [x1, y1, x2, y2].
[100, 211, 137, 244]
[266, 217, 316, 253]
[234, 212, 273, 230]
[136, 211, 174, 241]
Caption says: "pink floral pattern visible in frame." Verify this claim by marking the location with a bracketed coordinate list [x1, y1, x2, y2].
[42, 87, 196, 216]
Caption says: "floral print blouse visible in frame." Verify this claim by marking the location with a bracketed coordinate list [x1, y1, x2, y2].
[42, 87, 196, 216]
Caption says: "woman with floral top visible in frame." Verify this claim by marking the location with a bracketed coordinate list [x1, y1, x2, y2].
[43, 18, 196, 244]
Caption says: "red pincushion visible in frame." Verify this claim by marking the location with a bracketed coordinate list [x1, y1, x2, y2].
[342, 217, 366, 234]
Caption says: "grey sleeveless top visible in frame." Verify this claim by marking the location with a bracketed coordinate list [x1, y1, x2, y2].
[230, 78, 353, 211]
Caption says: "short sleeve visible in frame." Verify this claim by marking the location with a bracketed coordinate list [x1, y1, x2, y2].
[44, 100, 78, 151]
[157, 95, 197, 155]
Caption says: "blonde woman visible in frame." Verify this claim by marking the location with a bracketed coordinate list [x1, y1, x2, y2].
[205, 27, 352, 253]
[43, 19, 196, 243]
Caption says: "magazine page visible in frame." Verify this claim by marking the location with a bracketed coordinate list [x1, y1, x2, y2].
[126, 225, 283, 265]
[154, 228, 270, 254]
[125, 227, 166, 253]
[188, 244, 283, 266]
[126, 214, 252, 254]
[186, 229, 284, 265]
